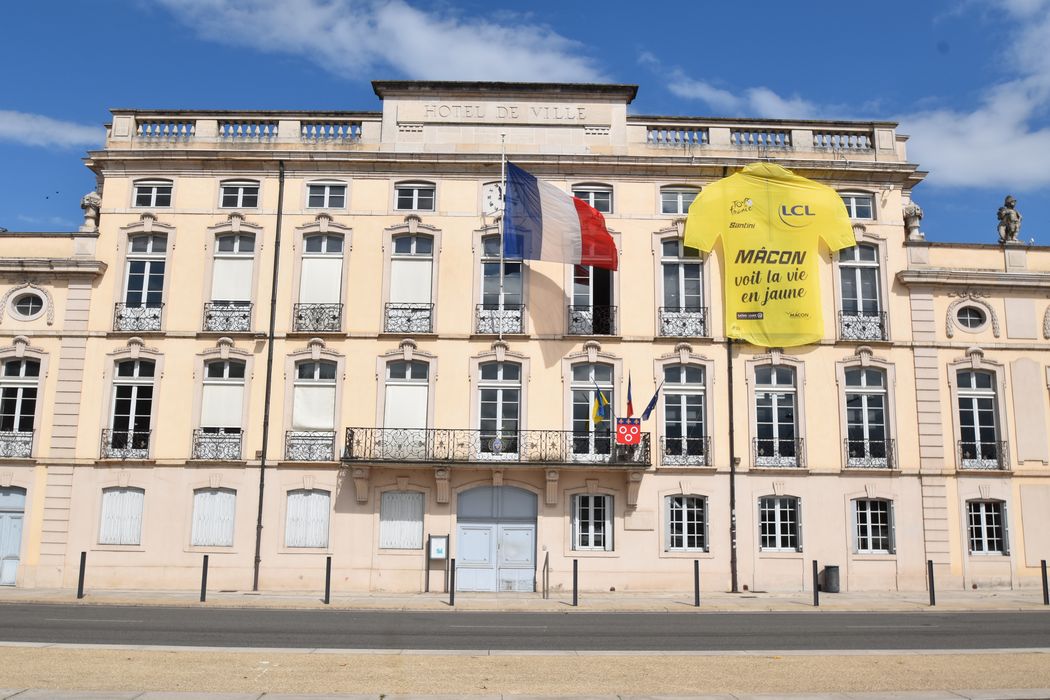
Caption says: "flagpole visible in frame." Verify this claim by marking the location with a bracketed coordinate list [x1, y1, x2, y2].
[498, 132, 507, 341]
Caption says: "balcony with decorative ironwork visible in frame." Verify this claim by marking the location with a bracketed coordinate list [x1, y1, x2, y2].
[844, 438, 895, 469]
[100, 429, 151, 460]
[293, 303, 342, 332]
[567, 305, 617, 336]
[0, 430, 33, 459]
[660, 436, 710, 466]
[343, 427, 650, 466]
[838, 311, 887, 341]
[203, 302, 252, 332]
[958, 440, 1009, 470]
[658, 307, 708, 337]
[114, 303, 163, 332]
[753, 437, 805, 468]
[475, 304, 524, 335]
[191, 430, 243, 461]
[384, 303, 434, 333]
[286, 430, 336, 461]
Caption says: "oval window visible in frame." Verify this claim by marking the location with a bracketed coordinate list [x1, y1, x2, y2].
[11, 292, 44, 319]
[956, 305, 986, 329]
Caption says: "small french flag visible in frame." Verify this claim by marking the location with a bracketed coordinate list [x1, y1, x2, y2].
[504, 163, 618, 271]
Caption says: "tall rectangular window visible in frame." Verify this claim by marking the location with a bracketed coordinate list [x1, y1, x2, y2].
[754, 366, 799, 467]
[570, 265, 615, 335]
[379, 491, 424, 549]
[478, 361, 520, 456]
[285, 489, 330, 548]
[106, 359, 155, 458]
[844, 368, 889, 468]
[967, 500, 1006, 554]
[662, 364, 706, 464]
[573, 494, 612, 551]
[570, 363, 613, 459]
[1, 359, 39, 436]
[759, 496, 800, 551]
[957, 370, 1001, 469]
[386, 235, 434, 333]
[191, 488, 236, 547]
[666, 495, 706, 551]
[99, 487, 144, 545]
[854, 499, 893, 553]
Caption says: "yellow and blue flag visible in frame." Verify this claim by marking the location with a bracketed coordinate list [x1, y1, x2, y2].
[592, 382, 610, 424]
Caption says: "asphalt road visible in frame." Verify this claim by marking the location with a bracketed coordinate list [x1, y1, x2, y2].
[0, 603, 1047, 651]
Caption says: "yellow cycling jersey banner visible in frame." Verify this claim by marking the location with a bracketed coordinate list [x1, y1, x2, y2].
[684, 163, 856, 347]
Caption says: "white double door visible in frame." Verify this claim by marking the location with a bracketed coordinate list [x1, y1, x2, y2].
[455, 522, 535, 592]
[0, 487, 26, 586]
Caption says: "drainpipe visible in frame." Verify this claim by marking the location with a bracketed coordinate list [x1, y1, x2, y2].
[727, 338, 739, 593]
[253, 160, 285, 591]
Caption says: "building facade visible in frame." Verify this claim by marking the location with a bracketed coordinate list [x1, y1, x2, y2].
[1, 81, 1049, 594]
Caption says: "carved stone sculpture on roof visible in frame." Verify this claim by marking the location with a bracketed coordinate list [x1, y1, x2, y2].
[997, 195, 1022, 244]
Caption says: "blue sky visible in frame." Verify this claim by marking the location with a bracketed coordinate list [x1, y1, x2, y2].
[2, 0, 1049, 243]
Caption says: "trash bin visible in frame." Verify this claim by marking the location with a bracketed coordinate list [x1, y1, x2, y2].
[823, 565, 840, 593]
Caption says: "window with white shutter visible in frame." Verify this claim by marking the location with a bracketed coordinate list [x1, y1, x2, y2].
[99, 487, 145, 545]
[285, 489, 331, 548]
[379, 491, 424, 549]
[211, 234, 255, 303]
[191, 488, 236, 547]
[292, 361, 337, 431]
[299, 235, 344, 304]
[201, 360, 245, 431]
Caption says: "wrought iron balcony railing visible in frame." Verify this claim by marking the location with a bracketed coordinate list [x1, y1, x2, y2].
[838, 311, 887, 341]
[660, 435, 710, 466]
[753, 437, 805, 468]
[192, 429, 243, 461]
[475, 304, 524, 335]
[567, 305, 617, 335]
[384, 303, 434, 333]
[343, 427, 650, 466]
[203, 301, 252, 332]
[114, 303, 163, 332]
[101, 429, 151, 460]
[0, 430, 33, 459]
[658, 307, 708, 337]
[293, 303, 342, 332]
[958, 440, 1009, 470]
[286, 430, 336, 461]
[844, 438, 895, 469]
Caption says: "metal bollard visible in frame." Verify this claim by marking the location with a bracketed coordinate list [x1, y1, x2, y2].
[1041, 560, 1048, 606]
[572, 559, 578, 607]
[324, 555, 332, 605]
[200, 554, 209, 603]
[927, 559, 936, 606]
[693, 559, 701, 608]
[812, 560, 819, 607]
[449, 558, 456, 606]
[76, 551, 87, 600]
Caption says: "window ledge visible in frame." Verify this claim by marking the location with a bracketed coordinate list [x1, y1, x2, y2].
[185, 546, 239, 554]
[277, 547, 334, 555]
[376, 548, 425, 557]
[91, 545, 146, 553]
[96, 459, 156, 466]
[659, 551, 715, 560]
[185, 460, 249, 467]
[757, 551, 803, 559]
[748, 467, 810, 474]
[568, 551, 619, 558]
[0, 457, 36, 465]
[654, 465, 717, 473]
[851, 553, 897, 561]
[956, 469, 1014, 477]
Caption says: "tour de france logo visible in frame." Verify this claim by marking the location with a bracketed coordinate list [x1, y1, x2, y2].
[729, 198, 753, 214]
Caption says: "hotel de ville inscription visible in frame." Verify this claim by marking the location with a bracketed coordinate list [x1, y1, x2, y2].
[397, 101, 612, 126]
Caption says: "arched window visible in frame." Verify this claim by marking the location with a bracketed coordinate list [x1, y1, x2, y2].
[478, 361, 521, 457]
[386, 235, 434, 333]
[219, 180, 259, 209]
[838, 243, 885, 340]
[957, 370, 1003, 469]
[287, 359, 337, 461]
[753, 365, 799, 467]
[570, 362, 614, 459]
[295, 234, 344, 332]
[104, 359, 155, 459]
[844, 367, 890, 467]
[658, 238, 705, 337]
[191, 487, 236, 547]
[194, 359, 246, 460]
[133, 179, 172, 208]
[117, 234, 167, 331]
[662, 364, 707, 465]
[0, 358, 40, 458]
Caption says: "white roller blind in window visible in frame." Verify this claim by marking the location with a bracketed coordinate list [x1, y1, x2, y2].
[211, 258, 253, 302]
[292, 385, 336, 430]
[191, 489, 236, 547]
[99, 488, 144, 546]
[383, 385, 428, 429]
[379, 491, 424, 549]
[285, 490, 330, 548]
[390, 259, 432, 304]
[299, 258, 342, 304]
[200, 384, 244, 428]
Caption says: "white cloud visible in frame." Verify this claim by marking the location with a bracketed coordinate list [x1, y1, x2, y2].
[0, 111, 102, 148]
[158, 0, 607, 82]
[638, 53, 815, 119]
[901, 0, 1050, 189]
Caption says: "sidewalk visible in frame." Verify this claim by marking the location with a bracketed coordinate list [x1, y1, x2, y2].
[1, 585, 1048, 612]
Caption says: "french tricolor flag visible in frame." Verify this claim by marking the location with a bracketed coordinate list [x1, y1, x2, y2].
[503, 163, 618, 271]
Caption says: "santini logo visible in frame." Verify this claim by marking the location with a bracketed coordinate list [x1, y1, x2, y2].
[778, 204, 815, 228]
